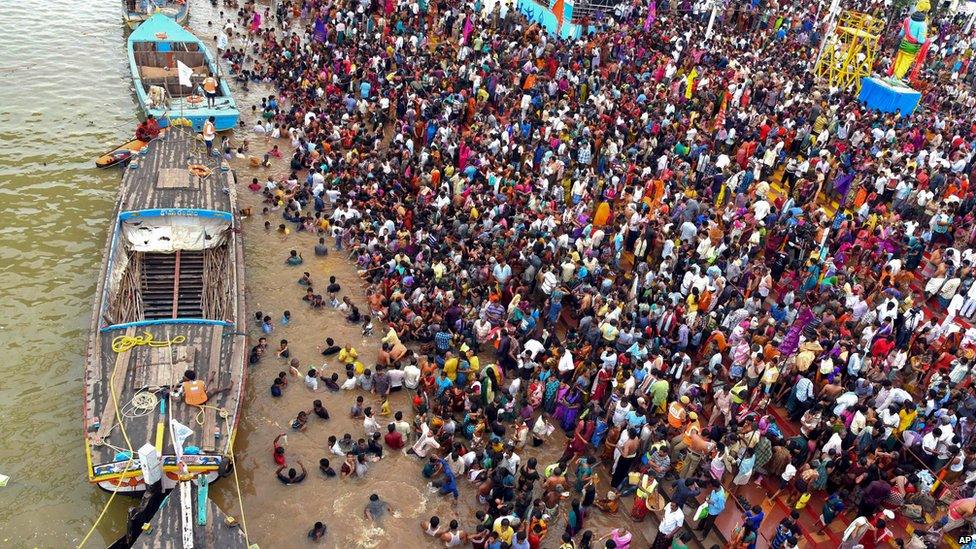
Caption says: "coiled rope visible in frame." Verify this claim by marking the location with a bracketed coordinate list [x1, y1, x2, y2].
[112, 331, 187, 353]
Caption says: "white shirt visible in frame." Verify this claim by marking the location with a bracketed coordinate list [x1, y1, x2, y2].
[411, 424, 441, 458]
[822, 432, 843, 455]
[558, 349, 576, 373]
[403, 364, 421, 389]
[364, 415, 379, 436]
[388, 368, 405, 388]
[524, 339, 545, 359]
[660, 505, 685, 536]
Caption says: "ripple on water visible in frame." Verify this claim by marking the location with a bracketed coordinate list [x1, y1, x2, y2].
[330, 481, 430, 548]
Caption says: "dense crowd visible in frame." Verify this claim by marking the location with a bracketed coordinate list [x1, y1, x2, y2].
[223, 0, 976, 546]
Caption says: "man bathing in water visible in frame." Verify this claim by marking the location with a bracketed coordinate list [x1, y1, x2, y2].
[364, 493, 392, 523]
[276, 460, 306, 484]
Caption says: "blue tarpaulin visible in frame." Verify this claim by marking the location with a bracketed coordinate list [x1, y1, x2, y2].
[858, 77, 922, 117]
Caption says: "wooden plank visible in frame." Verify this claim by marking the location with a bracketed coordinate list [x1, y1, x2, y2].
[172, 347, 196, 385]
[179, 480, 194, 549]
[172, 250, 181, 319]
[207, 325, 224, 379]
[133, 347, 157, 389]
[96, 326, 137, 442]
[156, 168, 193, 189]
[199, 407, 217, 452]
[202, 324, 225, 453]
[204, 500, 216, 545]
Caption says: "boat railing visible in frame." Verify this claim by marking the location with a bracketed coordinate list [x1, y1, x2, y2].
[100, 318, 233, 333]
[120, 208, 232, 221]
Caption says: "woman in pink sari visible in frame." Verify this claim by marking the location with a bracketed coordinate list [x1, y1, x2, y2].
[249, 11, 261, 34]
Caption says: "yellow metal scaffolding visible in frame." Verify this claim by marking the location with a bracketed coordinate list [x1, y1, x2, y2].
[814, 11, 885, 93]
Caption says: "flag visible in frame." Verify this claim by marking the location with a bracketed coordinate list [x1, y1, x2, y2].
[177, 60, 193, 88]
[553, 0, 566, 32]
[170, 419, 194, 460]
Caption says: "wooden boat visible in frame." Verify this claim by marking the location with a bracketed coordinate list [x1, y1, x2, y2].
[128, 15, 239, 132]
[124, 0, 189, 30]
[84, 130, 246, 494]
[95, 138, 150, 169]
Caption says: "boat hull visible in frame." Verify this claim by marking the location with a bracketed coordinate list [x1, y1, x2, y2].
[95, 138, 149, 168]
[124, 3, 188, 29]
[83, 135, 247, 499]
[127, 14, 239, 134]
[96, 469, 219, 493]
[154, 109, 239, 132]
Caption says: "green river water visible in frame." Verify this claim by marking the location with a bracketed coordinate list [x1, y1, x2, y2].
[0, 1, 195, 545]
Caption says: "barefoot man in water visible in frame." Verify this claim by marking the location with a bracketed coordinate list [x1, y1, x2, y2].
[364, 493, 392, 523]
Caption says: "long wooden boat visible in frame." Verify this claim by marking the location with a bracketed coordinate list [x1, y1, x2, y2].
[128, 15, 239, 132]
[83, 130, 246, 494]
[123, 0, 189, 30]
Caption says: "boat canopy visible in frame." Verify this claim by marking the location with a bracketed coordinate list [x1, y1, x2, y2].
[119, 209, 232, 253]
[128, 13, 198, 44]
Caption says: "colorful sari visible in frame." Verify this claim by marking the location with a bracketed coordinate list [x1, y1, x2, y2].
[554, 387, 583, 432]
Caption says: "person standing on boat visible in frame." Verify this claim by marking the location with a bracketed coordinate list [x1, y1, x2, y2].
[202, 116, 216, 156]
[202, 74, 218, 108]
[135, 114, 160, 142]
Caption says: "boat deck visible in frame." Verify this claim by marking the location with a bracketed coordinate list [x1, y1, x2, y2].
[87, 322, 243, 467]
[121, 135, 231, 212]
[133, 480, 248, 549]
[84, 132, 246, 484]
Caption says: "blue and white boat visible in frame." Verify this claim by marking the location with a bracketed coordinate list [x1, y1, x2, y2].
[127, 14, 239, 132]
[123, 0, 189, 30]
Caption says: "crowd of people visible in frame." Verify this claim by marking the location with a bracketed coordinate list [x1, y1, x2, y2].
[217, 0, 976, 546]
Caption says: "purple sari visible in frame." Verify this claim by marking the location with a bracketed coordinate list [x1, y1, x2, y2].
[554, 388, 583, 432]
[778, 306, 814, 356]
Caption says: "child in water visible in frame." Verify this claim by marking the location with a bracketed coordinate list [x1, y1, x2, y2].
[291, 410, 310, 431]
[350, 395, 365, 418]
[318, 459, 336, 477]
[276, 339, 290, 359]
